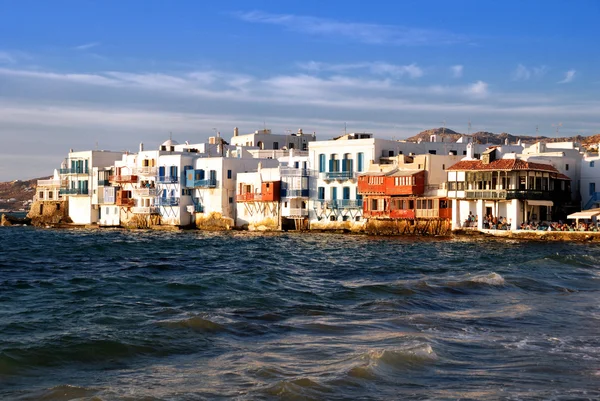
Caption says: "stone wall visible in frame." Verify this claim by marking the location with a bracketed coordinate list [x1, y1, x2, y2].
[365, 218, 452, 236]
[26, 200, 69, 226]
[196, 212, 234, 231]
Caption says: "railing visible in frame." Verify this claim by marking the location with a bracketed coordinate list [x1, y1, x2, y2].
[236, 193, 263, 202]
[187, 178, 217, 188]
[132, 206, 159, 214]
[132, 166, 157, 176]
[584, 192, 600, 210]
[280, 167, 314, 176]
[59, 168, 89, 175]
[157, 176, 179, 183]
[115, 198, 135, 207]
[415, 209, 439, 218]
[315, 199, 363, 209]
[132, 188, 158, 197]
[97, 179, 110, 186]
[320, 172, 356, 181]
[156, 197, 180, 206]
[37, 179, 61, 187]
[463, 189, 552, 201]
[281, 189, 309, 198]
[110, 175, 139, 183]
[59, 188, 89, 195]
[283, 208, 309, 217]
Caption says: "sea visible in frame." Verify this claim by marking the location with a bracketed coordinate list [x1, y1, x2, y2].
[1, 227, 600, 400]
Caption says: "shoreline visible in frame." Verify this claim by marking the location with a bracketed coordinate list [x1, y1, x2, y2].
[4, 216, 600, 242]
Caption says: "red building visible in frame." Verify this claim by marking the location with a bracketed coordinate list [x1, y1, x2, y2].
[358, 169, 451, 219]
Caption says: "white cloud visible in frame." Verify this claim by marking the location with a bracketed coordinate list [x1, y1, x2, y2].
[465, 80, 489, 97]
[558, 69, 576, 84]
[301, 61, 423, 78]
[0, 51, 16, 64]
[74, 42, 100, 50]
[451, 65, 463, 78]
[234, 11, 466, 46]
[512, 64, 547, 81]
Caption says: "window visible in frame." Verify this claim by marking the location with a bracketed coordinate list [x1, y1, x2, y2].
[318, 187, 325, 200]
[319, 154, 326, 173]
[566, 164, 569, 171]
[106, 207, 110, 215]
[229, 197, 233, 204]
[48, 192, 53, 200]
[329, 154, 339, 172]
[371, 199, 378, 210]
[357, 152, 364, 172]
[331, 187, 338, 200]
[227, 170, 232, 179]
[294, 162, 299, 168]
[429, 150, 437, 155]
[590, 182, 596, 196]
[39, 191, 43, 199]
[289, 143, 295, 149]
[56, 204, 60, 211]
[343, 216, 349, 221]
[590, 161, 595, 168]
[343, 187, 350, 200]
[330, 215, 336, 221]
[273, 142, 279, 150]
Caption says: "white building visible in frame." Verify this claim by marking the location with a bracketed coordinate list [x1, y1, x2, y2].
[59, 149, 125, 225]
[581, 147, 600, 210]
[229, 128, 316, 151]
[235, 166, 281, 230]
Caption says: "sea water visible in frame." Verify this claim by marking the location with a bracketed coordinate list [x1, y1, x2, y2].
[1, 227, 599, 400]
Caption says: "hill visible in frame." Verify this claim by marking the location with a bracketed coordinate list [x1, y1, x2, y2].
[0, 177, 46, 212]
[406, 127, 598, 148]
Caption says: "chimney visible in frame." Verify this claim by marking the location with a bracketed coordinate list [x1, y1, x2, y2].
[466, 142, 475, 159]
[234, 127, 239, 137]
[139, 142, 144, 152]
[298, 128, 303, 135]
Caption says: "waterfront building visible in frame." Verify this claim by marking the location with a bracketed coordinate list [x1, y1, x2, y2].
[580, 146, 600, 210]
[447, 144, 571, 230]
[235, 166, 281, 230]
[59, 149, 125, 224]
[359, 154, 462, 220]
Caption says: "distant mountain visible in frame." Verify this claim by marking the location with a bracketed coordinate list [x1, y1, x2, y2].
[406, 127, 599, 148]
[0, 177, 46, 212]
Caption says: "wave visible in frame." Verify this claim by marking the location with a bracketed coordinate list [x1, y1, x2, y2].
[15, 384, 99, 401]
[156, 316, 227, 333]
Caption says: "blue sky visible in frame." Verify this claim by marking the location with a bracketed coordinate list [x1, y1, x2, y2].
[1, 0, 599, 180]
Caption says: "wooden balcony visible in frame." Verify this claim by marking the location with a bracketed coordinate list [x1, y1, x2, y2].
[110, 175, 139, 184]
[115, 198, 135, 207]
[236, 193, 263, 202]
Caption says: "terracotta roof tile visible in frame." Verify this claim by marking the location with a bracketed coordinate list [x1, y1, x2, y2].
[447, 158, 559, 173]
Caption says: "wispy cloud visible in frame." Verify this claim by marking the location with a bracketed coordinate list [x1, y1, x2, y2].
[301, 61, 424, 78]
[465, 81, 489, 97]
[234, 11, 466, 46]
[74, 42, 100, 50]
[451, 65, 463, 78]
[512, 64, 547, 81]
[0, 51, 16, 64]
[558, 69, 576, 84]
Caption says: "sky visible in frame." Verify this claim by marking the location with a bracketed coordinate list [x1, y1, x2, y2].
[1, 0, 600, 180]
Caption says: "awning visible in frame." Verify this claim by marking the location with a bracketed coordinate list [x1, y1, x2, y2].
[567, 210, 600, 220]
[526, 200, 553, 206]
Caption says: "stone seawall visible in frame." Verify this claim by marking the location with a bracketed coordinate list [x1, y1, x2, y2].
[365, 218, 452, 236]
[26, 200, 69, 226]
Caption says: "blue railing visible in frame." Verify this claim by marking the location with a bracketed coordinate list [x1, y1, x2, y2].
[59, 168, 89, 175]
[157, 176, 179, 183]
[321, 172, 355, 181]
[316, 199, 363, 209]
[186, 178, 217, 188]
[281, 189, 309, 198]
[584, 192, 600, 210]
[157, 197, 180, 206]
[59, 188, 89, 195]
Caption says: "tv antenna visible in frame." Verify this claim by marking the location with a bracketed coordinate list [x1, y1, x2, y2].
[552, 122, 562, 140]
[468, 119, 472, 135]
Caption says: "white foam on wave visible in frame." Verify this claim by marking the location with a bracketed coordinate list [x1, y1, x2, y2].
[470, 272, 505, 286]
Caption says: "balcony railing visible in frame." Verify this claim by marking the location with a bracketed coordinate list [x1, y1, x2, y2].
[236, 193, 263, 202]
[110, 175, 139, 183]
[282, 208, 309, 217]
[59, 188, 89, 195]
[280, 167, 314, 176]
[315, 199, 363, 209]
[59, 168, 89, 175]
[97, 179, 110, 186]
[132, 166, 157, 176]
[463, 189, 552, 201]
[115, 198, 135, 207]
[187, 178, 217, 188]
[281, 189, 309, 198]
[132, 206, 160, 214]
[157, 197, 180, 206]
[157, 176, 179, 183]
[132, 188, 158, 197]
[37, 179, 61, 187]
[320, 172, 356, 181]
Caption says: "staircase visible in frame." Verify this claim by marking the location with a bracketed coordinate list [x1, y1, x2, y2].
[583, 192, 600, 210]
